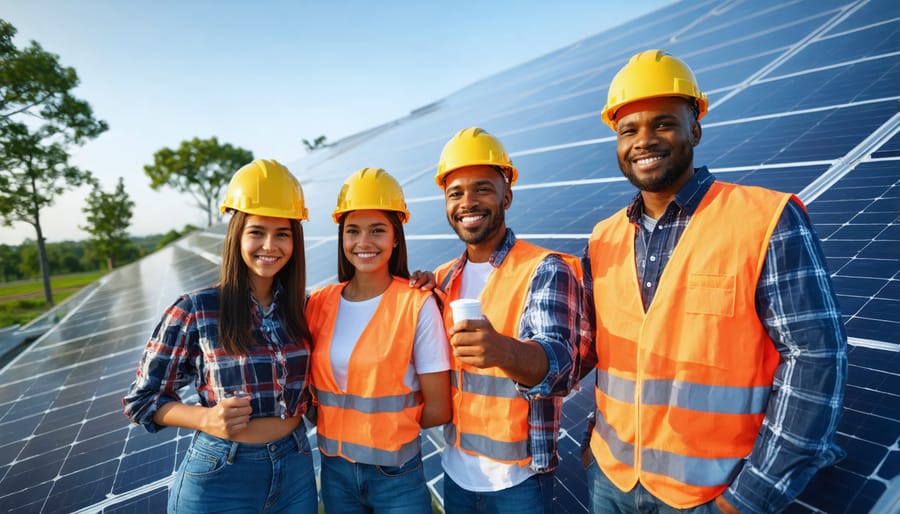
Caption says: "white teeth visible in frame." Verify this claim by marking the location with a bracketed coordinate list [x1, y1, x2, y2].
[257, 255, 278, 263]
[356, 252, 377, 258]
[636, 156, 663, 165]
[461, 215, 484, 223]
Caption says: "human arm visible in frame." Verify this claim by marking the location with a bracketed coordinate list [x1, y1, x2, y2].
[122, 296, 201, 432]
[122, 293, 253, 437]
[575, 243, 598, 382]
[722, 200, 848, 513]
[412, 295, 452, 427]
[449, 319, 549, 387]
[153, 396, 252, 439]
[449, 254, 584, 393]
[418, 371, 451, 427]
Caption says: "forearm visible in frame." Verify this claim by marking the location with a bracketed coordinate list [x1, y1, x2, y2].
[152, 401, 208, 432]
[517, 254, 583, 395]
[502, 338, 549, 387]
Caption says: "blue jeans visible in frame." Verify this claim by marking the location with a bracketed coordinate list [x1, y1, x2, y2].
[320, 452, 432, 514]
[586, 456, 722, 514]
[443, 472, 554, 514]
[168, 425, 317, 513]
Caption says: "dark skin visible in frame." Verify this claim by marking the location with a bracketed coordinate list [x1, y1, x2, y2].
[614, 96, 702, 219]
[614, 97, 739, 514]
[412, 165, 549, 387]
[442, 166, 550, 386]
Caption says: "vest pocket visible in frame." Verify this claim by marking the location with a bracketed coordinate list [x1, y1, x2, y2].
[684, 273, 735, 317]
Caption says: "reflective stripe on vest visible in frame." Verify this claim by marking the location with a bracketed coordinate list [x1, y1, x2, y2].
[588, 181, 795, 508]
[443, 420, 529, 462]
[312, 386, 422, 414]
[596, 369, 770, 415]
[450, 369, 520, 399]
[592, 408, 742, 487]
[435, 240, 582, 466]
[307, 277, 429, 467]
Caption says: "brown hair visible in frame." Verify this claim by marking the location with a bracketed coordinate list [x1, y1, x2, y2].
[218, 211, 311, 354]
[337, 210, 410, 282]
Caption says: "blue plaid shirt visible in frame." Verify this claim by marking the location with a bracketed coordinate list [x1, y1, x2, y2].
[441, 229, 588, 472]
[581, 167, 847, 513]
[122, 286, 311, 433]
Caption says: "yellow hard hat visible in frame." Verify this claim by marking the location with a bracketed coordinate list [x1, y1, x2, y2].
[333, 167, 410, 224]
[435, 127, 518, 187]
[601, 49, 708, 130]
[220, 159, 308, 220]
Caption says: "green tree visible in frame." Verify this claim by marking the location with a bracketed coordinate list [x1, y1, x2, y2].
[80, 177, 135, 272]
[155, 224, 197, 250]
[0, 19, 108, 306]
[0, 244, 22, 281]
[144, 137, 252, 227]
[302, 134, 327, 152]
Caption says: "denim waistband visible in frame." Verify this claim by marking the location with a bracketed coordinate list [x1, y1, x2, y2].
[191, 424, 309, 463]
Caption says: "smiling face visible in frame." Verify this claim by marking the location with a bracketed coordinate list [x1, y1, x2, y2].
[240, 214, 294, 294]
[443, 165, 510, 258]
[341, 209, 396, 278]
[614, 96, 701, 196]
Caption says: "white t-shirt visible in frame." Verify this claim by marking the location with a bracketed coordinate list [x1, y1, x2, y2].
[330, 293, 450, 392]
[441, 260, 537, 491]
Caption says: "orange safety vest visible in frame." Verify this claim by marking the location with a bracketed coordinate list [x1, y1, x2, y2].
[588, 181, 798, 508]
[307, 276, 430, 467]
[436, 239, 581, 467]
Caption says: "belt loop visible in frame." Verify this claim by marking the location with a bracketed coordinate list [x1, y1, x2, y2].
[226, 440, 239, 464]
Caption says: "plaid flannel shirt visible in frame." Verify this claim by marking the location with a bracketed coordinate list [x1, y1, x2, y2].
[122, 286, 311, 432]
[580, 167, 847, 513]
[442, 228, 588, 472]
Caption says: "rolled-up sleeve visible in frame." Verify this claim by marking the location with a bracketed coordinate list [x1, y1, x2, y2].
[122, 295, 201, 432]
[517, 254, 587, 399]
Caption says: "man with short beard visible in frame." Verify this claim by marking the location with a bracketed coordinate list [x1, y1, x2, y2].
[431, 127, 587, 514]
[578, 50, 847, 514]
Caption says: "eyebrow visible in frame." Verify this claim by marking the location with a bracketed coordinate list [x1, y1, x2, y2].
[345, 221, 388, 228]
[446, 179, 497, 191]
[244, 224, 291, 231]
[618, 113, 681, 128]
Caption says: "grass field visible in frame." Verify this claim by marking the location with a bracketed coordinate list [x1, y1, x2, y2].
[0, 272, 103, 328]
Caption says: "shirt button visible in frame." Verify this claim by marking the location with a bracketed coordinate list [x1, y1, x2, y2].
[657, 225, 665, 230]
[649, 255, 657, 262]
[645, 282, 652, 288]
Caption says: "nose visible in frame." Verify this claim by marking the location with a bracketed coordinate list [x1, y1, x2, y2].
[633, 125, 659, 150]
[458, 188, 478, 209]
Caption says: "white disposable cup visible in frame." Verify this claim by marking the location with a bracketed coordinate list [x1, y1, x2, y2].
[450, 299, 482, 322]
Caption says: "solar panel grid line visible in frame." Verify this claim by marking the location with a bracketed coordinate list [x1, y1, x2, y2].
[820, 14, 900, 41]
[704, 97, 900, 128]
[703, 3, 862, 111]
[800, 112, 900, 203]
[760, 51, 900, 85]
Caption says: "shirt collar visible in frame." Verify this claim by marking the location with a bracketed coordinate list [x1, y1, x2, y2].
[626, 166, 715, 222]
[249, 283, 283, 316]
[453, 228, 517, 270]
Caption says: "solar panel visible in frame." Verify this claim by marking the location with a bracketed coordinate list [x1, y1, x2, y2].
[0, 0, 897, 512]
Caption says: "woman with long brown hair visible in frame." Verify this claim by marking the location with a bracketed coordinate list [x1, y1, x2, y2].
[123, 159, 317, 513]
[306, 167, 451, 514]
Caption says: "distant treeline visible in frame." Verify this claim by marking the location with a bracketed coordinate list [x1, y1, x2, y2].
[0, 225, 196, 282]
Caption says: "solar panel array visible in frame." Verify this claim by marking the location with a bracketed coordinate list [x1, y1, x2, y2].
[0, 0, 897, 512]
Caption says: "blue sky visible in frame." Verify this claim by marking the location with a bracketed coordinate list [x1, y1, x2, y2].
[1, 1, 671, 245]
